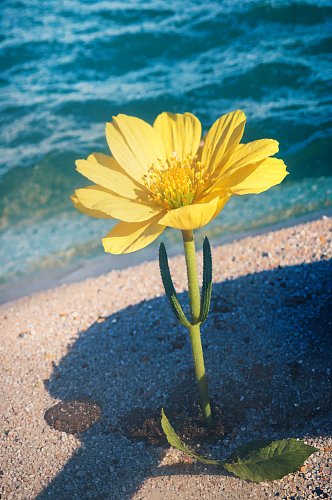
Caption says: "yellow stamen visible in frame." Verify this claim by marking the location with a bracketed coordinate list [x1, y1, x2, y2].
[143, 154, 209, 210]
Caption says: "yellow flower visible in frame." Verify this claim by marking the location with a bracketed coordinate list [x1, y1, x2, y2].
[71, 110, 288, 254]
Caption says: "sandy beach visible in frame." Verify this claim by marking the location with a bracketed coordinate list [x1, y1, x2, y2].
[1, 213, 331, 500]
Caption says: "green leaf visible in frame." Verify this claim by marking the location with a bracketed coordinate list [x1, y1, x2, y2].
[199, 237, 213, 323]
[161, 411, 319, 482]
[161, 409, 224, 465]
[224, 438, 319, 482]
[159, 243, 191, 328]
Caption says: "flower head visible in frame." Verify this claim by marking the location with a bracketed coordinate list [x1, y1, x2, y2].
[71, 110, 288, 253]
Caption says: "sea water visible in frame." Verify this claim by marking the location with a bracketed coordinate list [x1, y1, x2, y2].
[0, 0, 331, 284]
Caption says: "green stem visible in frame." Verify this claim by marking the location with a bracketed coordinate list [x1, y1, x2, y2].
[182, 229, 213, 428]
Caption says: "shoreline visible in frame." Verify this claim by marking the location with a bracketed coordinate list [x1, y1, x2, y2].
[1, 207, 331, 305]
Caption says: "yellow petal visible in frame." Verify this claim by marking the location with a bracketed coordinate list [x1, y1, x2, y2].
[201, 110, 246, 175]
[196, 187, 228, 204]
[153, 112, 202, 161]
[105, 115, 166, 184]
[221, 139, 280, 177]
[70, 193, 114, 219]
[195, 132, 207, 162]
[76, 153, 148, 200]
[158, 194, 231, 230]
[102, 216, 166, 254]
[75, 185, 160, 222]
[226, 157, 289, 195]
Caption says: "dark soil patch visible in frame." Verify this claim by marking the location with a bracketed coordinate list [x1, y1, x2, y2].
[120, 400, 226, 447]
[44, 397, 101, 434]
[120, 370, 231, 447]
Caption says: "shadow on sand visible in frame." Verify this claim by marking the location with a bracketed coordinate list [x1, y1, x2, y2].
[37, 259, 331, 499]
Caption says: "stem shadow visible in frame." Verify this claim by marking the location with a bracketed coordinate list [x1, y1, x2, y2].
[36, 258, 331, 499]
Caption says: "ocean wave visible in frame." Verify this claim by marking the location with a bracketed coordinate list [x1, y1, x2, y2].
[1, 0, 331, 171]
[0, 0, 331, 283]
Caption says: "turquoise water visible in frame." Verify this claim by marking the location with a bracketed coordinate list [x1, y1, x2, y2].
[0, 0, 331, 283]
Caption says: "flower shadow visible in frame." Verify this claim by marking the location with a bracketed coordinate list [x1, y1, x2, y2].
[36, 258, 331, 499]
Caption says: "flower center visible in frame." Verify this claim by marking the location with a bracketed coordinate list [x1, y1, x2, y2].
[143, 154, 209, 210]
